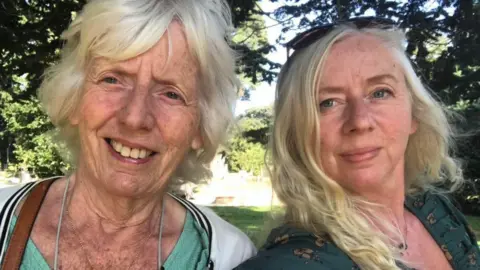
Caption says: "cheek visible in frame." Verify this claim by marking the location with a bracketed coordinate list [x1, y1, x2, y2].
[319, 117, 340, 152]
[319, 133, 335, 153]
[318, 118, 342, 171]
[154, 105, 200, 146]
[78, 90, 124, 128]
[378, 105, 414, 137]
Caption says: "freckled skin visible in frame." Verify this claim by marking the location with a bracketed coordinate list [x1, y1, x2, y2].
[316, 34, 453, 270]
[316, 34, 417, 198]
[25, 22, 203, 270]
[71, 21, 202, 198]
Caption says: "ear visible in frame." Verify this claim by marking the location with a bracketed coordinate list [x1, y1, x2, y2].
[191, 133, 203, 150]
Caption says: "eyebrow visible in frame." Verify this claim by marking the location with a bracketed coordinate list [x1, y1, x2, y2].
[317, 86, 345, 95]
[366, 74, 398, 84]
[91, 61, 132, 76]
[94, 62, 182, 87]
[318, 74, 399, 95]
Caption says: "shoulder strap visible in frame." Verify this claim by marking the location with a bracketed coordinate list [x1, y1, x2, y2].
[1, 179, 55, 270]
[0, 182, 37, 260]
[169, 194, 214, 270]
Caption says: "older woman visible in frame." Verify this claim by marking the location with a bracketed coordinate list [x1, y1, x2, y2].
[236, 19, 479, 270]
[0, 0, 256, 269]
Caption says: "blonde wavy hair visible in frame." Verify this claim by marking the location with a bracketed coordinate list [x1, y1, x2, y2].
[270, 25, 463, 269]
[38, 0, 238, 184]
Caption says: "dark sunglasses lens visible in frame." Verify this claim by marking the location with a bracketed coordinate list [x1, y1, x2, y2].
[290, 27, 332, 50]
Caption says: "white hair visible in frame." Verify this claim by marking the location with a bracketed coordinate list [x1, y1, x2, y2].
[270, 24, 463, 269]
[38, 0, 239, 184]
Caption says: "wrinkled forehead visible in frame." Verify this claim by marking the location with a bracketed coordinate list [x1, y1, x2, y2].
[86, 22, 199, 94]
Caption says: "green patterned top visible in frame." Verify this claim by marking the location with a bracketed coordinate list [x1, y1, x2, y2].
[235, 192, 480, 270]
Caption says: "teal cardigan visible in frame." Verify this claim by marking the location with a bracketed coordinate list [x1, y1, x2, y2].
[235, 192, 480, 269]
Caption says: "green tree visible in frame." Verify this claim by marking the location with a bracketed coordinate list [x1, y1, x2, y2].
[450, 100, 480, 213]
[232, 6, 278, 100]
[226, 137, 266, 176]
[267, 0, 480, 105]
[0, 87, 70, 177]
[225, 106, 272, 175]
[237, 106, 273, 145]
[0, 0, 274, 177]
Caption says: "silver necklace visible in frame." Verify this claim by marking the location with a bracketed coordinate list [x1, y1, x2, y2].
[54, 177, 166, 269]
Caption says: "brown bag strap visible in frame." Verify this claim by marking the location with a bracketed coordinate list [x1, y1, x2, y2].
[1, 179, 55, 270]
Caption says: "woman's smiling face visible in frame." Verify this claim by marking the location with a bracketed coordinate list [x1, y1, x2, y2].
[70, 21, 202, 197]
[316, 34, 417, 196]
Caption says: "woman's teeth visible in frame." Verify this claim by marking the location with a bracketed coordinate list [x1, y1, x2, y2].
[110, 140, 152, 159]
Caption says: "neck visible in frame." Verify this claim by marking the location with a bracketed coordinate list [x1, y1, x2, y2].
[66, 172, 164, 239]
[357, 163, 409, 243]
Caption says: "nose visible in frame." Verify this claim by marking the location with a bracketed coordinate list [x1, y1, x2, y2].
[342, 99, 374, 134]
[118, 86, 155, 131]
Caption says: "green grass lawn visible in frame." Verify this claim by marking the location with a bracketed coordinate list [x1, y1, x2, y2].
[211, 206, 480, 246]
[210, 206, 274, 245]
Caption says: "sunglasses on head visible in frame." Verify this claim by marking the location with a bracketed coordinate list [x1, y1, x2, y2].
[285, 16, 397, 57]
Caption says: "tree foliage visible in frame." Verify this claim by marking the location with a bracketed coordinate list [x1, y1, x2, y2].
[225, 106, 273, 175]
[451, 101, 480, 213]
[0, 85, 70, 177]
[226, 137, 266, 176]
[267, 0, 479, 104]
[232, 7, 273, 99]
[0, 0, 272, 177]
[237, 106, 273, 145]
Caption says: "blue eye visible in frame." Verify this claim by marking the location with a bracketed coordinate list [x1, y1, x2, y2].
[372, 89, 392, 99]
[166, 92, 180, 100]
[319, 99, 336, 108]
[102, 77, 118, 84]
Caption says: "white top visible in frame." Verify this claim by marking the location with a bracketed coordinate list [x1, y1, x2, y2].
[0, 180, 257, 270]
[199, 205, 257, 269]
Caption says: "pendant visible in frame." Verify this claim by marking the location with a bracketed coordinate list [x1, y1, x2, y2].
[398, 242, 408, 250]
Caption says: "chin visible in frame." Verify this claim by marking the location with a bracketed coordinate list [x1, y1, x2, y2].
[341, 170, 386, 193]
[104, 175, 146, 197]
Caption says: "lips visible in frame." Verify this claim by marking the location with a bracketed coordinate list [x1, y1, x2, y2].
[340, 147, 381, 163]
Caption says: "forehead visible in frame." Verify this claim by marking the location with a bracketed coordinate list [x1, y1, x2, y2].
[320, 34, 402, 82]
[90, 22, 198, 84]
